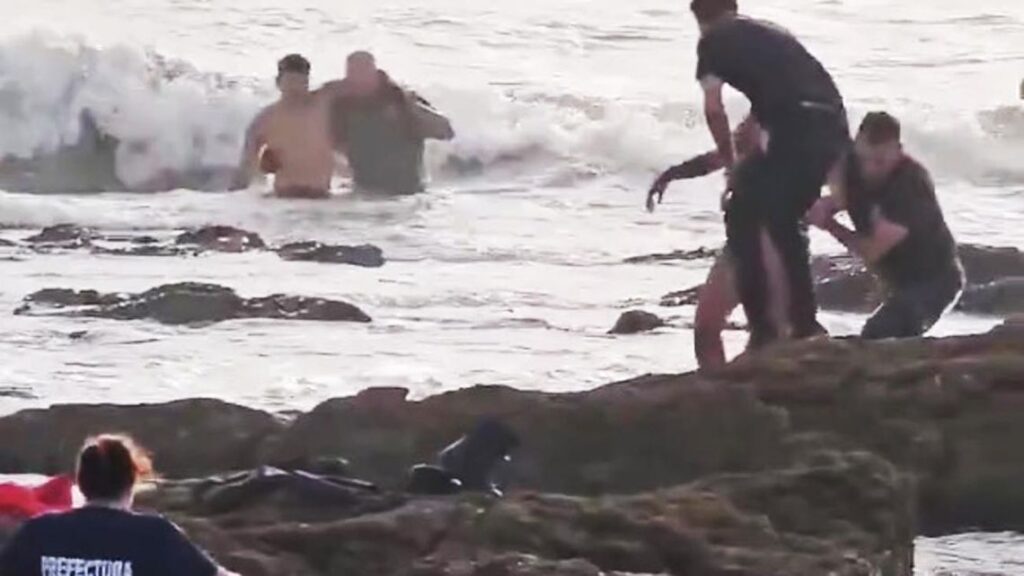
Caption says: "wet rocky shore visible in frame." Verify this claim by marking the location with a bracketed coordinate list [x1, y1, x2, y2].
[1, 320, 1022, 575]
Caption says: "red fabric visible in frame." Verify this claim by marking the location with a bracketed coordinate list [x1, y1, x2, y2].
[0, 476, 74, 519]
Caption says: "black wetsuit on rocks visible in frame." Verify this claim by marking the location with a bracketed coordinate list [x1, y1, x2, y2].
[696, 16, 850, 345]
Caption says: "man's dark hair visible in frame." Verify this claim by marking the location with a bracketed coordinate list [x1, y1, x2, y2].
[77, 435, 153, 501]
[857, 111, 901, 145]
[278, 53, 311, 76]
[690, 0, 738, 23]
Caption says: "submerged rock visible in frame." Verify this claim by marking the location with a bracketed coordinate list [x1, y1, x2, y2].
[958, 244, 1024, 284]
[15, 282, 371, 325]
[245, 293, 373, 323]
[661, 244, 1024, 314]
[810, 252, 886, 312]
[175, 225, 266, 252]
[277, 241, 386, 268]
[624, 247, 721, 264]
[18, 288, 122, 309]
[24, 224, 96, 248]
[91, 244, 197, 257]
[958, 278, 1024, 314]
[13, 225, 395, 266]
[660, 286, 701, 308]
[609, 309, 666, 334]
[0, 111, 242, 194]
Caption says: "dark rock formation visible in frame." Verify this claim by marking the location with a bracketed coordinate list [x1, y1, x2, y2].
[261, 328, 1024, 536]
[624, 247, 721, 264]
[808, 245, 1024, 313]
[660, 286, 701, 308]
[88, 226, 265, 257]
[661, 244, 1024, 314]
[2, 328, 1023, 574]
[277, 241, 385, 268]
[176, 226, 266, 252]
[959, 278, 1024, 314]
[24, 224, 96, 248]
[244, 293, 372, 324]
[12, 225, 393, 266]
[721, 332, 1024, 535]
[0, 111, 240, 194]
[0, 111, 122, 194]
[0, 399, 283, 478]
[18, 288, 123, 309]
[15, 282, 372, 325]
[608, 310, 666, 334]
[263, 384, 790, 496]
[958, 244, 1024, 284]
[136, 452, 910, 576]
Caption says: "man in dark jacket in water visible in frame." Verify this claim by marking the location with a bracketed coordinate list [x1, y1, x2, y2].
[807, 112, 963, 339]
[326, 51, 454, 196]
[690, 0, 850, 349]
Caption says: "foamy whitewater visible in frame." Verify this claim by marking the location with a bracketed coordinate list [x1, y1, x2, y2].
[0, 0, 1022, 571]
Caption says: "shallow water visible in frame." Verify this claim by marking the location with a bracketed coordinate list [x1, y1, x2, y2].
[916, 533, 1024, 575]
[1, 0, 1022, 570]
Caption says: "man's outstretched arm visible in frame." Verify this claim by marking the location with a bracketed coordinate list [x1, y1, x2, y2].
[815, 207, 908, 265]
[646, 150, 724, 211]
[408, 92, 454, 141]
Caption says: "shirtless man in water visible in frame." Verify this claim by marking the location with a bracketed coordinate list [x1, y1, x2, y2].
[234, 54, 343, 198]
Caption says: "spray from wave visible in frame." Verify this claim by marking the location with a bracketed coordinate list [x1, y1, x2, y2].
[0, 31, 705, 194]
[0, 32, 266, 190]
[0, 31, 1019, 197]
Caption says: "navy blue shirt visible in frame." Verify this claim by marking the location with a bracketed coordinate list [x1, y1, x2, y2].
[696, 16, 843, 131]
[0, 507, 218, 576]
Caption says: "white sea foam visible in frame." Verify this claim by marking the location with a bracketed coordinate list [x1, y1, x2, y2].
[0, 32, 265, 189]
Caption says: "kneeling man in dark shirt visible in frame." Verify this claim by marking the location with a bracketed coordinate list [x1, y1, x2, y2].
[807, 112, 964, 339]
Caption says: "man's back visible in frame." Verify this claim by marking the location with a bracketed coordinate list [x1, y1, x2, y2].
[1, 507, 217, 576]
[696, 16, 843, 130]
[331, 93, 425, 196]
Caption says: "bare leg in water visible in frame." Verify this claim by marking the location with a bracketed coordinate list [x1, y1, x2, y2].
[694, 252, 739, 370]
[694, 228, 790, 370]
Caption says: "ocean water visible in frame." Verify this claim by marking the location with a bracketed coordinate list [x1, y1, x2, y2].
[0, 0, 1021, 571]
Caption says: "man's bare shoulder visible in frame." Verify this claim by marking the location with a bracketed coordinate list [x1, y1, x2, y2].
[250, 103, 281, 128]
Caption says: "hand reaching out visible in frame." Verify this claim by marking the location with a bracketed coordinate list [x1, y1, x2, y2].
[646, 174, 670, 212]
